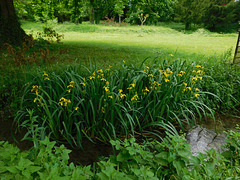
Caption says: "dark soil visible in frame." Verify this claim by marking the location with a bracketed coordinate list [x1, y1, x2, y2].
[0, 111, 33, 151]
[65, 139, 113, 166]
[197, 112, 240, 132]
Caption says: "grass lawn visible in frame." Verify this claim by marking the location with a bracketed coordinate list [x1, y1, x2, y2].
[20, 21, 238, 68]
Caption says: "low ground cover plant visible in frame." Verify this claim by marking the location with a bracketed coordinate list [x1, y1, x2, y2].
[0, 127, 239, 179]
[14, 59, 214, 148]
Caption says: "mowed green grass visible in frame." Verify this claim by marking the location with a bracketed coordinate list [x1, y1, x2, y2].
[21, 21, 238, 67]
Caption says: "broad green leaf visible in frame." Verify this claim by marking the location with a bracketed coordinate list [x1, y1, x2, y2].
[168, 153, 176, 163]
[117, 152, 130, 162]
[146, 170, 154, 177]
[221, 150, 233, 159]
[27, 166, 42, 173]
[5, 166, 18, 174]
[96, 172, 108, 180]
[156, 159, 168, 166]
[22, 170, 31, 179]
[173, 160, 185, 175]
[126, 147, 138, 156]
[155, 152, 168, 160]
[17, 157, 33, 170]
[178, 150, 190, 158]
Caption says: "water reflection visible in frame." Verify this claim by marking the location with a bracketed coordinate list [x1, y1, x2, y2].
[197, 113, 240, 132]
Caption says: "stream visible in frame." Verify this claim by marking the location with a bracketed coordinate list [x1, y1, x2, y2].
[186, 113, 240, 156]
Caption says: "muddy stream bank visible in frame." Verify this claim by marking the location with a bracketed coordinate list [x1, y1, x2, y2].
[0, 109, 239, 165]
[187, 113, 240, 156]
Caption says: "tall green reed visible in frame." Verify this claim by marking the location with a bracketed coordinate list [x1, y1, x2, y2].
[199, 51, 240, 113]
[15, 59, 215, 147]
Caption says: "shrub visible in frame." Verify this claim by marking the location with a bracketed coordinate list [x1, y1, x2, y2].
[36, 27, 64, 43]
[202, 0, 240, 31]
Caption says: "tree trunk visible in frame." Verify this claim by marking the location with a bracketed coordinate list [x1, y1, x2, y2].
[90, 8, 94, 24]
[185, 22, 191, 30]
[119, 15, 121, 24]
[0, 0, 26, 46]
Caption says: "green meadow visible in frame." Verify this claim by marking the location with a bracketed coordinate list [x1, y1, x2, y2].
[21, 21, 238, 67]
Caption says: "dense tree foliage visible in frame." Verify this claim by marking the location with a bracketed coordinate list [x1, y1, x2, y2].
[0, 0, 238, 46]
[174, 0, 195, 29]
[13, 0, 176, 24]
[13, 0, 239, 30]
[175, 0, 240, 30]
[202, 0, 240, 30]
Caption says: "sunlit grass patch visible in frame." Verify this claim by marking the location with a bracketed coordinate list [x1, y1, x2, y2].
[19, 21, 237, 67]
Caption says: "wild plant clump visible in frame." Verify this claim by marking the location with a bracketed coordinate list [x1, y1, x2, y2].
[3, 35, 55, 66]
[101, 16, 129, 26]
[36, 27, 64, 44]
[15, 60, 214, 148]
[4, 35, 35, 65]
